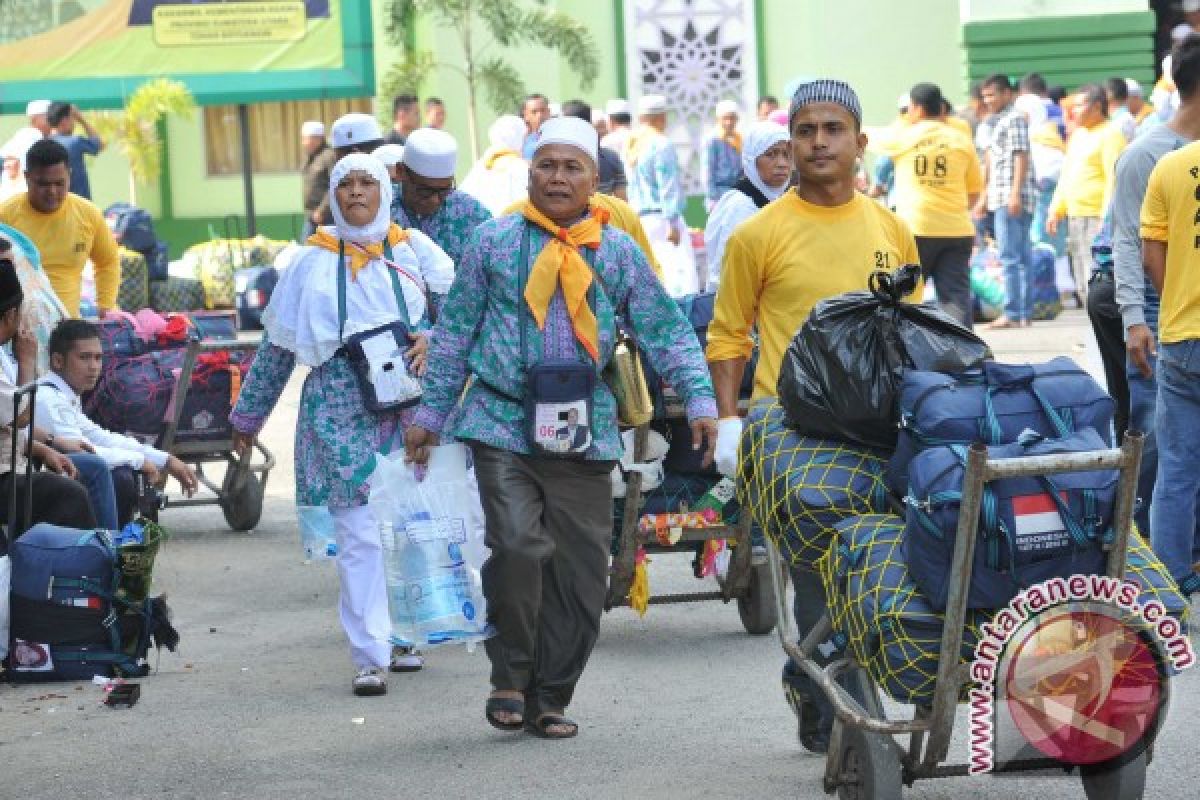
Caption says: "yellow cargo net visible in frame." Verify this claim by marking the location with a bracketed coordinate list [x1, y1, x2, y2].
[737, 399, 890, 571]
[818, 514, 1188, 706]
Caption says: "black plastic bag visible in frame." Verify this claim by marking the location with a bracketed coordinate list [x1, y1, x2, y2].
[777, 265, 991, 450]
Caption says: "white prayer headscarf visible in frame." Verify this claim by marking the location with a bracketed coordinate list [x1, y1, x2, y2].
[488, 115, 527, 153]
[328, 153, 394, 246]
[741, 121, 790, 202]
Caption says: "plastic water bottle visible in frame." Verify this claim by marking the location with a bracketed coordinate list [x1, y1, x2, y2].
[296, 506, 337, 562]
[382, 511, 485, 646]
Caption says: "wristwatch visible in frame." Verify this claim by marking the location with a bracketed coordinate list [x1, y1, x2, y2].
[46, 433, 55, 448]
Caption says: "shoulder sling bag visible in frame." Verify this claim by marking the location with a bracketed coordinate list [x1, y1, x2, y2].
[337, 240, 423, 413]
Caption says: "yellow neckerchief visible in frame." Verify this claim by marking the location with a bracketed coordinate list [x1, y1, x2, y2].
[1031, 120, 1065, 152]
[625, 125, 658, 169]
[307, 223, 410, 280]
[1134, 104, 1155, 125]
[519, 200, 611, 363]
[484, 148, 521, 169]
[712, 127, 742, 153]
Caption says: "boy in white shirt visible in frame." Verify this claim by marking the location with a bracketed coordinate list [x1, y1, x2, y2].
[37, 320, 198, 526]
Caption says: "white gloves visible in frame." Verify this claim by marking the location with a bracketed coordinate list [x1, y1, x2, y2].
[714, 417, 744, 478]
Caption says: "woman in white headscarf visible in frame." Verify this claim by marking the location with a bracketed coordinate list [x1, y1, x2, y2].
[230, 153, 454, 696]
[459, 115, 530, 215]
[702, 121, 791, 291]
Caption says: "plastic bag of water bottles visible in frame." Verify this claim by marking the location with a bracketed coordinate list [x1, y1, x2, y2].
[297, 506, 338, 561]
[368, 443, 493, 649]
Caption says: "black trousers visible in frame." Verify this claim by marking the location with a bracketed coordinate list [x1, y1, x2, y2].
[915, 235, 975, 327]
[471, 443, 615, 718]
[0, 470, 98, 535]
[1086, 271, 1129, 442]
[112, 466, 139, 528]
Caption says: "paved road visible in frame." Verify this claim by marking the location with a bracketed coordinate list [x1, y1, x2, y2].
[3, 310, 1197, 799]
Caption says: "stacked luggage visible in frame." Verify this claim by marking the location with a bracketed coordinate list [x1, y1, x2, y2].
[179, 236, 288, 312]
[85, 311, 248, 450]
[3, 386, 179, 681]
[614, 292, 752, 538]
[105, 203, 207, 315]
[744, 264, 1187, 706]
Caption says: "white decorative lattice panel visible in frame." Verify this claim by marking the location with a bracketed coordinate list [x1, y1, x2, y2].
[624, 0, 759, 196]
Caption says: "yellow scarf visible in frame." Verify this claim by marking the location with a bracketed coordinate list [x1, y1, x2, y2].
[484, 148, 521, 169]
[519, 200, 610, 362]
[307, 224, 410, 279]
[713, 128, 742, 153]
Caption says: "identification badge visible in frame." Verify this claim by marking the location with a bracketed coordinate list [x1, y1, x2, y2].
[525, 360, 596, 459]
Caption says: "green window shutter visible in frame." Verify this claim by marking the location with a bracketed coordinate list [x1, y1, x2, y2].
[963, 11, 1157, 90]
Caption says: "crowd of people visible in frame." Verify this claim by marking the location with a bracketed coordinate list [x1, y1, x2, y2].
[3, 30, 1200, 750]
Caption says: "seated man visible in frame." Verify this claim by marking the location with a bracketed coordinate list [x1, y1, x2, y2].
[0, 256, 97, 533]
[36, 319, 198, 527]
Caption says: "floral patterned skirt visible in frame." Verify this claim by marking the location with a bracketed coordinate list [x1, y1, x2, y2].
[295, 356, 411, 508]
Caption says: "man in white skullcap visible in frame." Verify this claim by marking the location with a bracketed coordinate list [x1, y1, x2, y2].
[300, 120, 337, 238]
[1, 101, 52, 172]
[331, 112, 385, 157]
[392, 127, 492, 268]
[459, 115, 530, 216]
[406, 115, 716, 739]
[600, 98, 634, 162]
[627, 94, 697, 295]
[705, 99, 742, 208]
[1126, 79, 1154, 128]
[591, 108, 609, 139]
[372, 143, 406, 184]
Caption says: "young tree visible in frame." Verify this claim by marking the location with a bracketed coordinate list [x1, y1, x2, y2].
[382, 0, 599, 160]
[92, 78, 196, 206]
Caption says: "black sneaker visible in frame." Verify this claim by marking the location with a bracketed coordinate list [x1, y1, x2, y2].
[783, 682, 829, 754]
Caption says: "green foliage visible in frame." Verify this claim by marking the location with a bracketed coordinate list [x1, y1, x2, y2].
[379, 50, 438, 106]
[379, 0, 600, 154]
[91, 78, 196, 199]
[477, 58, 525, 117]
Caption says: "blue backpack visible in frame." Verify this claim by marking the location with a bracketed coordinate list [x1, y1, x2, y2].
[8, 526, 155, 680]
[888, 357, 1114, 494]
[903, 428, 1117, 611]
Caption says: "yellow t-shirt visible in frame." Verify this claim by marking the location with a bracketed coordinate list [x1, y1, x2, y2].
[502, 192, 662, 279]
[0, 192, 119, 316]
[945, 115, 973, 139]
[1050, 120, 1126, 219]
[707, 191, 921, 397]
[1139, 141, 1200, 344]
[875, 119, 983, 238]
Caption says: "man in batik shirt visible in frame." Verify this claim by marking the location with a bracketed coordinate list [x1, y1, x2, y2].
[406, 117, 717, 740]
[392, 128, 493, 270]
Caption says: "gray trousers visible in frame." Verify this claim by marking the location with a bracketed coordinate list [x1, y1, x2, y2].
[471, 443, 615, 718]
[1067, 215, 1103, 301]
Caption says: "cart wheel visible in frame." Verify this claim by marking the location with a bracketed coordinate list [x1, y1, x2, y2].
[836, 725, 903, 800]
[221, 473, 263, 532]
[1080, 750, 1147, 800]
[737, 561, 778, 635]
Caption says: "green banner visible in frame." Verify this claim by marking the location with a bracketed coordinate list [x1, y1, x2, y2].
[0, 0, 373, 111]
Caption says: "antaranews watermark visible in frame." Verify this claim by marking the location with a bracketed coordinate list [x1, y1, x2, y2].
[968, 574, 1194, 775]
